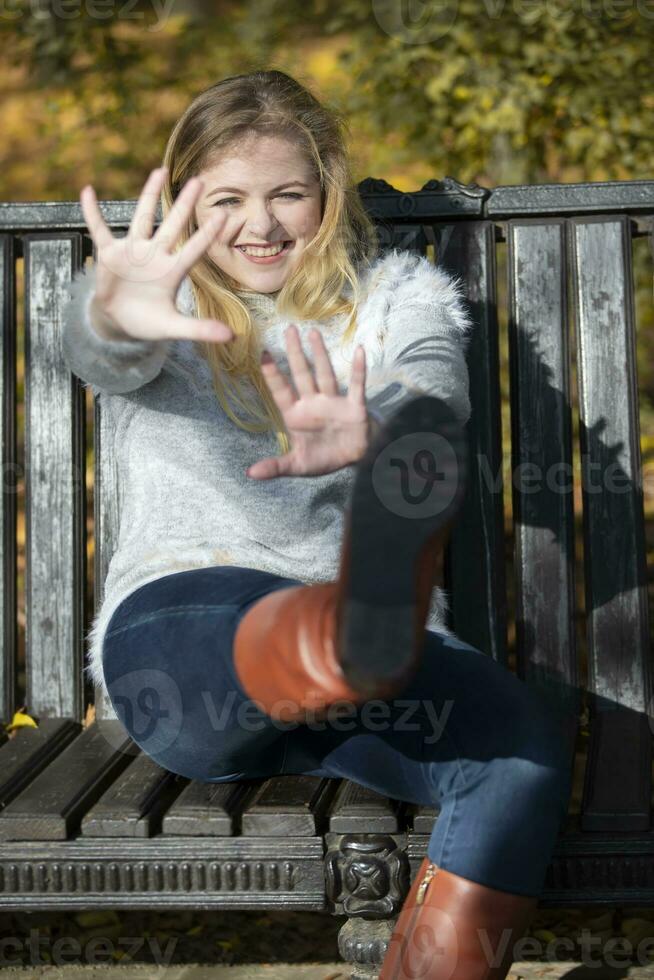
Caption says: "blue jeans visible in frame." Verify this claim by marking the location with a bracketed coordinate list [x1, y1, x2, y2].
[102, 565, 574, 898]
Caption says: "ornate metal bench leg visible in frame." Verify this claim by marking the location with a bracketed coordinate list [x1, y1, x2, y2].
[338, 918, 395, 979]
[324, 832, 410, 979]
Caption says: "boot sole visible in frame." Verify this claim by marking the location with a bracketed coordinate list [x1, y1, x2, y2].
[338, 394, 468, 695]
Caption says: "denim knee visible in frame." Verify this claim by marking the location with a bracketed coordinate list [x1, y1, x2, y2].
[503, 689, 575, 825]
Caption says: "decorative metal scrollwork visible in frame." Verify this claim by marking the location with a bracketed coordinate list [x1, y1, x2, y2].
[325, 833, 409, 919]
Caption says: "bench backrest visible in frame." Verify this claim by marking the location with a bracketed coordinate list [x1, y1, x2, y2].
[0, 178, 651, 834]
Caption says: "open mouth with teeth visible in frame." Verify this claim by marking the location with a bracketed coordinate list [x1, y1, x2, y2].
[235, 241, 293, 256]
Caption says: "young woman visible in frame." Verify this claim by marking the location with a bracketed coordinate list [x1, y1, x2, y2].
[63, 70, 573, 979]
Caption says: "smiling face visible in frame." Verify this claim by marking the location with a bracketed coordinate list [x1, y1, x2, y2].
[193, 133, 323, 294]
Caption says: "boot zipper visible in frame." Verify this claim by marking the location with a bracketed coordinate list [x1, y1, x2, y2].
[415, 862, 438, 905]
[387, 862, 439, 968]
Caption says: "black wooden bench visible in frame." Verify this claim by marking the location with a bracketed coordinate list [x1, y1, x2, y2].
[0, 175, 652, 978]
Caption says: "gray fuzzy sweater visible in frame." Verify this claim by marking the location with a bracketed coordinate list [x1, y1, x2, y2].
[61, 248, 473, 697]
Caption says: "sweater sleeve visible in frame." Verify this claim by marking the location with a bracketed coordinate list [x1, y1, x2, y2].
[60, 263, 172, 397]
[362, 250, 474, 429]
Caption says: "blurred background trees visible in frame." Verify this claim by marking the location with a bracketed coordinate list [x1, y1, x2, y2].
[2, 0, 654, 196]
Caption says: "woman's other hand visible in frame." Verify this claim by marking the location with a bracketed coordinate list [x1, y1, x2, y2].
[247, 325, 373, 479]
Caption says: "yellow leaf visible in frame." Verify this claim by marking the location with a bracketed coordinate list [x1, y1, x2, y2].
[5, 710, 38, 732]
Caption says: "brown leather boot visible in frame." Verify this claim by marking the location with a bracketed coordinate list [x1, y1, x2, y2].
[379, 858, 539, 979]
[233, 394, 468, 723]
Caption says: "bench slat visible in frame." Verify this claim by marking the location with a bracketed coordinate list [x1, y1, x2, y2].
[580, 709, 651, 831]
[0, 721, 133, 840]
[162, 778, 258, 836]
[24, 234, 86, 721]
[328, 780, 402, 832]
[81, 750, 186, 838]
[0, 719, 80, 811]
[570, 214, 652, 831]
[241, 776, 338, 836]
[406, 803, 441, 834]
[507, 218, 580, 729]
[92, 401, 119, 721]
[92, 259, 121, 722]
[441, 221, 509, 664]
[0, 235, 17, 724]
[570, 215, 651, 707]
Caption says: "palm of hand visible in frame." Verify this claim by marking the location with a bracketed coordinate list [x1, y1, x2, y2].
[246, 324, 370, 479]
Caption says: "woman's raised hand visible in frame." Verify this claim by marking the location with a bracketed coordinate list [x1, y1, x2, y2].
[79, 166, 234, 345]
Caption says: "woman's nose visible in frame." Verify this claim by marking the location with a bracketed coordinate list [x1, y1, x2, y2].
[241, 202, 281, 236]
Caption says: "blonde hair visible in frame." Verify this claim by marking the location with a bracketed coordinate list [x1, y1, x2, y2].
[160, 69, 379, 456]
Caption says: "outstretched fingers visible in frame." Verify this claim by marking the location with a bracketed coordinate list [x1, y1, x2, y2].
[169, 312, 234, 345]
[177, 209, 227, 274]
[285, 325, 317, 398]
[348, 345, 367, 404]
[127, 167, 167, 242]
[80, 185, 115, 251]
[247, 454, 289, 480]
[261, 350, 298, 414]
[156, 176, 206, 254]
[308, 328, 338, 396]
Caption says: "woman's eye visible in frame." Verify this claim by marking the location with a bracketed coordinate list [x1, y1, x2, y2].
[213, 193, 304, 207]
